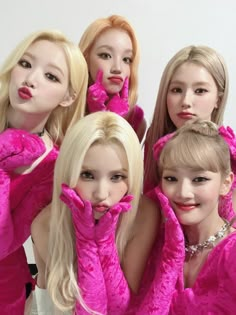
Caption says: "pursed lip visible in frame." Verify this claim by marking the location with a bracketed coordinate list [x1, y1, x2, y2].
[93, 204, 109, 213]
[174, 202, 199, 211]
[18, 87, 32, 100]
[108, 76, 123, 84]
[177, 112, 195, 119]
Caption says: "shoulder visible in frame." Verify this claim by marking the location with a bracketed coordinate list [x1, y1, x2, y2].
[32, 205, 51, 235]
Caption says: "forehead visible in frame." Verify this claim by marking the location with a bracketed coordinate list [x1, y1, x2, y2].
[171, 62, 215, 85]
[83, 142, 128, 169]
[24, 39, 68, 70]
[93, 28, 133, 51]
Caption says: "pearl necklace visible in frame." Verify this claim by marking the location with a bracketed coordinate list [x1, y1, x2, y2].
[185, 220, 231, 257]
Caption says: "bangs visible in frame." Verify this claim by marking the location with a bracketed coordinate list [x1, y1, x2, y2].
[159, 133, 223, 174]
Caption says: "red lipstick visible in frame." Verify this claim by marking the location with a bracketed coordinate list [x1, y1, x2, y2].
[18, 87, 32, 100]
[108, 76, 123, 84]
[175, 202, 198, 211]
[177, 112, 195, 120]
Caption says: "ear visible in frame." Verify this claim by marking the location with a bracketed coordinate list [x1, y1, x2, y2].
[59, 91, 77, 108]
[220, 172, 234, 196]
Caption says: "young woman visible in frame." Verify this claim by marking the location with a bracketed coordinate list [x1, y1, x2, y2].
[144, 45, 229, 193]
[0, 29, 88, 314]
[139, 119, 236, 314]
[31, 111, 154, 314]
[79, 14, 147, 142]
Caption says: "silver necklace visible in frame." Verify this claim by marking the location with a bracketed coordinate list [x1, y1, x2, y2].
[185, 220, 231, 257]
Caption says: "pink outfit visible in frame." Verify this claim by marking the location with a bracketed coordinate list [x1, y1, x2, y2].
[0, 137, 58, 314]
[60, 185, 133, 315]
[170, 232, 236, 314]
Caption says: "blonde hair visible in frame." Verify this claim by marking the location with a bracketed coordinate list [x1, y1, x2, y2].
[79, 14, 140, 108]
[47, 111, 143, 312]
[145, 45, 229, 191]
[158, 119, 231, 180]
[0, 29, 88, 145]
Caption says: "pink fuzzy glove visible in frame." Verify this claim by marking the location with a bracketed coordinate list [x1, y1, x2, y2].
[136, 187, 184, 314]
[0, 128, 45, 171]
[60, 184, 107, 315]
[95, 195, 133, 315]
[106, 78, 129, 117]
[87, 70, 109, 113]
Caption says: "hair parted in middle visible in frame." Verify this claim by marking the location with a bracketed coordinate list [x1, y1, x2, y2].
[157, 119, 231, 181]
[0, 29, 88, 144]
[47, 111, 143, 312]
[79, 14, 140, 108]
[145, 45, 229, 192]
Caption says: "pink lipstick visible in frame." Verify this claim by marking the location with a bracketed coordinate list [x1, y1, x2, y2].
[93, 204, 109, 213]
[108, 76, 123, 84]
[18, 87, 32, 100]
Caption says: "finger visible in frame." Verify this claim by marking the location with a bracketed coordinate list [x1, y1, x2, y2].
[61, 184, 84, 208]
[121, 77, 129, 99]
[120, 194, 133, 203]
[95, 69, 103, 84]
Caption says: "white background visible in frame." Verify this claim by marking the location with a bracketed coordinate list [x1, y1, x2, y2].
[1, 0, 236, 262]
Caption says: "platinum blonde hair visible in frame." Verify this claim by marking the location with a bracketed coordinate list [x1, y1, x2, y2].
[79, 14, 140, 108]
[47, 111, 143, 312]
[145, 45, 229, 191]
[158, 119, 231, 179]
[0, 29, 88, 144]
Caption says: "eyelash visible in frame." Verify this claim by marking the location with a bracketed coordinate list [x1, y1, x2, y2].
[163, 176, 210, 183]
[18, 58, 60, 83]
[169, 87, 208, 94]
[80, 172, 127, 182]
[193, 177, 209, 183]
[97, 53, 132, 64]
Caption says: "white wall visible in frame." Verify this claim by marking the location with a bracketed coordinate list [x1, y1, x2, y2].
[2, 0, 236, 262]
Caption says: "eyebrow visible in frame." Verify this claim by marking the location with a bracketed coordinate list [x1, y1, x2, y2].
[22, 52, 66, 77]
[81, 166, 128, 173]
[169, 80, 211, 86]
[96, 45, 133, 55]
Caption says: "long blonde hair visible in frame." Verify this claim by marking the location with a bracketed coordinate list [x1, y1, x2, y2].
[145, 45, 229, 192]
[47, 111, 143, 312]
[79, 14, 140, 109]
[0, 29, 88, 145]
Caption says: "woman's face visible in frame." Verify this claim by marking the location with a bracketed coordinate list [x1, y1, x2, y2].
[167, 62, 219, 128]
[76, 143, 129, 219]
[8, 39, 73, 122]
[88, 28, 133, 95]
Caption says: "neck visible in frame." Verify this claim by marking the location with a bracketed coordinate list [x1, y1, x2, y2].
[183, 215, 225, 245]
[7, 107, 49, 134]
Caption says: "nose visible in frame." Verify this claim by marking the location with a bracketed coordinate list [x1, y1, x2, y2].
[93, 180, 109, 202]
[176, 179, 193, 200]
[110, 57, 122, 74]
[181, 91, 192, 109]
[23, 69, 39, 88]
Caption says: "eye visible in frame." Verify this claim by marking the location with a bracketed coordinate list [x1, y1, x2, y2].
[111, 174, 127, 182]
[195, 88, 208, 94]
[80, 171, 94, 180]
[193, 177, 209, 183]
[123, 57, 132, 64]
[170, 87, 182, 93]
[163, 176, 177, 182]
[45, 73, 60, 82]
[18, 59, 31, 68]
[98, 52, 111, 60]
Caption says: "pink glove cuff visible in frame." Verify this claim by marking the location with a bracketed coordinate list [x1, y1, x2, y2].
[0, 128, 46, 171]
